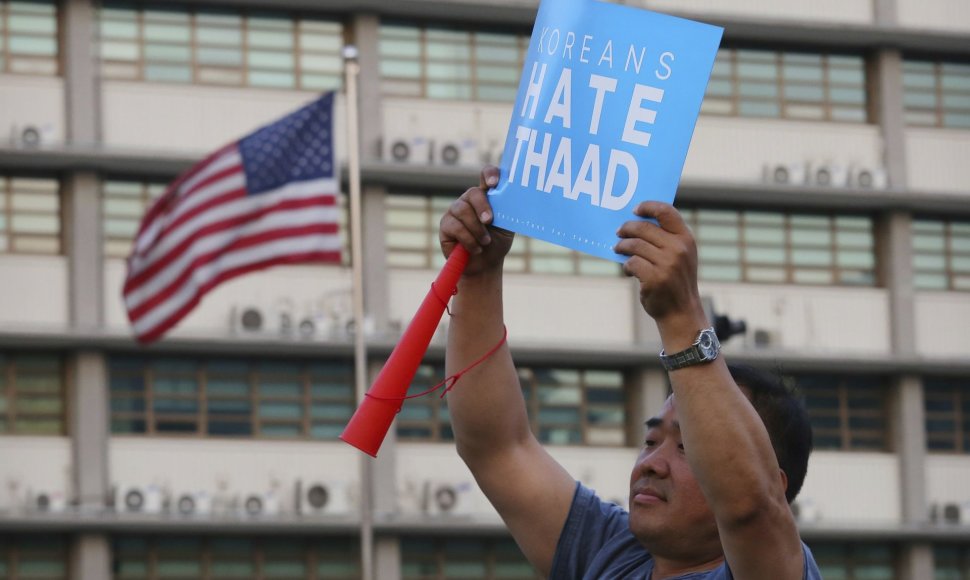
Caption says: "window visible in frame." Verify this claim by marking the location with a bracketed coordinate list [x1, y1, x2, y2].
[924, 377, 970, 453]
[809, 543, 896, 580]
[936, 545, 970, 580]
[99, 4, 344, 90]
[0, 352, 65, 435]
[704, 49, 867, 122]
[109, 356, 355, 440]
[788, 374, 889, 451]
[380, 23, 528, 101]
[0, 176, 61, 254]
[401, 537, 540, 580]
[396, 364, 626, 446]
[0, 535, 68, 579]
[681, 208, 876, 286]
[913, 218, 970, 291]
[0, 0, 59, 75]
[384, 194, 619, 276]
[102, 181, 166, 258]
[102, 180, 351, 263]
[903, 59, 970, 129]
[113, 536, 360, 580]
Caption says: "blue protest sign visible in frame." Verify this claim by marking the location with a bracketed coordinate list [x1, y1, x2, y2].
[489, 0, 723, 263]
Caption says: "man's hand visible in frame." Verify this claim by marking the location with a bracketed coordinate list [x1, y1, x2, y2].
[615, 202, 706, 330]
[439, 165, 515, 277]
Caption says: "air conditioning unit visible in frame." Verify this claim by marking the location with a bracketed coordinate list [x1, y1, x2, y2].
[849, 165, 888, 189]
[9, 123, 53, 148]
[383, 136, 432, 164]
[174, 491, 212, 516]
[240, 490, 280, 517]
[435, 139, 479, 167]
[930, 502, 963, 524]
[29, 489, 67, 513]
[791, 497, 821, 523]
[422, 480, 475, 516]
[752, 328, 777, 349]
[810, 163, 848, 187]
[295, 480, 355, 516]
[116, 484, 165, 514]
[231, 304, 265, 334]
[763, 162, 806, 186]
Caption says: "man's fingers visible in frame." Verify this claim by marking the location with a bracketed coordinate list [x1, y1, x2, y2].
[444, 188, 492, 249]
[613, 237, 661, 263]
[616, 219, 667, 248]
[480, 165, 500, 191]
[440, 213, 484, 255]
[633, 202, 688, 235]
[461, 185, 495, 228]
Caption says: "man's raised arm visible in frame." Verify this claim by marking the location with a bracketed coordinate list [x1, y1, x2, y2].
[439, 166, 576, 576]
[616, 202, 804, 579]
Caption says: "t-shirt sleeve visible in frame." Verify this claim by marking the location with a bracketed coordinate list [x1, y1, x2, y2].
[549, 482, 631, 578]
[802, 542, 823, 580]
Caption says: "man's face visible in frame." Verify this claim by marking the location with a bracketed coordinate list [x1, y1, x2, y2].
[628, 395, 721, 558]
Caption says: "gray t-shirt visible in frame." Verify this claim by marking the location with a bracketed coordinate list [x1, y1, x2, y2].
[550, 483, 823, 579]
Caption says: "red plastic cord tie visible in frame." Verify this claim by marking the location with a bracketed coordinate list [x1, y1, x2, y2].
[365, 325, 508, 406]
[430, 281, 458, 316]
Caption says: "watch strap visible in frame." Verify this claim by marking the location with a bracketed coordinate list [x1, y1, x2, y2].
[659, 327, 719, 371]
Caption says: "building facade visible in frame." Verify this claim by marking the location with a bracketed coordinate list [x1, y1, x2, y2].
[0, 0, 969, 578]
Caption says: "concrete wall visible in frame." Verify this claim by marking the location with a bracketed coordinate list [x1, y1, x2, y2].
[109, 438, 359, 515]
[702, 282, 891, 355]
[633, 0, 873, 25]
[0, 75, 64, 147]
[395, 442, 636, 518]
[897, 0, 970, 33]
[0, 437, 72, 512]
[389, 269, 638, 346]
[685, 117, 885, 185]
[904, 129, 970, 195]
[915, 292, 970, 358]
[102, 82, 347, 160]
[0, 255, 68, 330]
[926, 455, 970, 506]
[800, 451, 901, 524]
[381, 98, 512, 167]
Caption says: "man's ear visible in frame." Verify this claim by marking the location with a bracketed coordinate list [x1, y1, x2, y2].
[779, 469, 789, 495]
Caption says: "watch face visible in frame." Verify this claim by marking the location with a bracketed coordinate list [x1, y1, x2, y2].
[698, 330, 719, 360]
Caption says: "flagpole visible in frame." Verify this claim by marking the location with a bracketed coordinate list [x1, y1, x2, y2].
[342, 44, 374, 580]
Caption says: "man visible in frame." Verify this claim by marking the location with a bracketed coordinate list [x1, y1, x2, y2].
[438, 165, 822, 579]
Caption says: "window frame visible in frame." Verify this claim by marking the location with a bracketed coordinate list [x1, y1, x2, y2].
[98, 3, 346, 91]
[704, 46, 869, 123]
[0, 175, 63, 255]
[0, 352, 67, 436]
[109, 356, 356, 441]
[680, 206, 877, 287]
[788, 373, 890, 452]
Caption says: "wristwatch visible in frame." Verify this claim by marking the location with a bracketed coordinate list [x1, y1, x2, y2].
[659, 327, 720, 371]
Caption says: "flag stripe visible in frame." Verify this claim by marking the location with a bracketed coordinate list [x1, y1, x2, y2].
[129, 169, 247, 270]
[126, 177, 335, 288]
[134, 248, 342, 343]
[125, 201, 339, 311]
[133, 145, 241, 254]
[127, 222, 339, 322]
[131, 233, 341, 336]
[124, 92, 340, 343]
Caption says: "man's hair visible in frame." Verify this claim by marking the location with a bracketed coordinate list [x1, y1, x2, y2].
[727, 364, 813, 504]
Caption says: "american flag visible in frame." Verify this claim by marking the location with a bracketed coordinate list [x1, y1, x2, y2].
[124, 93, 341, 343]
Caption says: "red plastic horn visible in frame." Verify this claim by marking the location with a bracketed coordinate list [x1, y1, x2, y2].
[340, 245, 470, 457]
